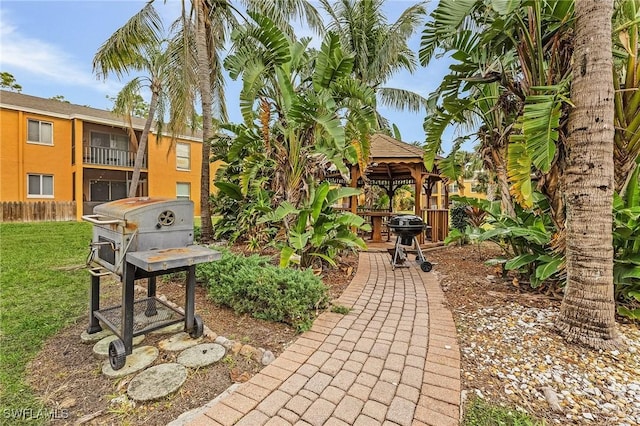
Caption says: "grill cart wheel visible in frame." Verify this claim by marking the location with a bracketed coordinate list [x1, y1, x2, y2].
[109, 339, 126, 370]
[190, 314, 203, 339]
[421, 261, 433, 273]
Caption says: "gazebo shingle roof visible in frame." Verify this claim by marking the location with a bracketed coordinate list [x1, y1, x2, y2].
[369, 133, 424, 159]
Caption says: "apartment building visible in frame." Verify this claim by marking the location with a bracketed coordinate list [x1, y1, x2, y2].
[0, 90, 218, 220]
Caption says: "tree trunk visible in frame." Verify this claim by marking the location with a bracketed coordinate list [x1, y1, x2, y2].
[557, 0, 621, 349]
[128, 86, 159, 198]
[492, 150, 515, 218]
[196, 0, 214, 242]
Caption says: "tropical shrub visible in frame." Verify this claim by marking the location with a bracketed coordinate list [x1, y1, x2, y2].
[450, 202, 469, 233]
[210, 178, 277, 248]
[197, 250, 329, 332]
[258, 182, 370, 268]
[449, 195, 563, 289]
[445, 201, 471, 245]
[613, 165, 640, 320]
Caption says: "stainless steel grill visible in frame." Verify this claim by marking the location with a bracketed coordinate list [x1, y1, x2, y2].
[82, 197, 220, 370]
[84, 197, 196, 277]
[388, 214, 432, 272]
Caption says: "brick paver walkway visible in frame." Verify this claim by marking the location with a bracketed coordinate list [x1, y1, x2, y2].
[188, 252, 461, 426]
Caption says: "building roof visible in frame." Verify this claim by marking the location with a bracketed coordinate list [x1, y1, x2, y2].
[0, 90, 202, 141]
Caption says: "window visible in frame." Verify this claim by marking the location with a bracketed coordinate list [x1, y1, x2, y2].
[176, 143, 190, 170]
[176, 182, 190, 199]
[27, 119, 53, 145]
[90, 131, 128, 150]
[27, 174, 54, 197]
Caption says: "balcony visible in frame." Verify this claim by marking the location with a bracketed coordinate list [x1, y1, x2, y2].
[83, 146, 146, 168]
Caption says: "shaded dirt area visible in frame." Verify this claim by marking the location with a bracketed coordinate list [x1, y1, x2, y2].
[27, 249, 358, 425]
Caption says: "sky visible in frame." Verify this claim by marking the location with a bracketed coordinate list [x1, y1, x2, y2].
[0, 0, 463, 151]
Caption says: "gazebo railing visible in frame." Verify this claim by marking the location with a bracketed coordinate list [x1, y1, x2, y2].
[423, 209, 449, 242]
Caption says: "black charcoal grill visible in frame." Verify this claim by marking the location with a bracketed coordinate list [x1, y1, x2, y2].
[83, 197, 220, 370]
[388, 214, 432, 272]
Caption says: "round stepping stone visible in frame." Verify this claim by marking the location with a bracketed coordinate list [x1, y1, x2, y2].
[127, 363, 187, 402]
[158, 332, 202, 352]
[102, 346, 159, 378]
[80, 328, 113, 343]
[149, 322, 184, 335]
[177, 343, 225, 368]
[93, 334, 145, 359]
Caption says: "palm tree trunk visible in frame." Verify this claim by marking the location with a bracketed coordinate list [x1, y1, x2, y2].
[196, 0, 213, 242]
[128, 87, 158, 198]
[557, 0, 621, 350]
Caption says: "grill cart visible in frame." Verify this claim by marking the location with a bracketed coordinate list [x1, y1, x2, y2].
[83, 197, 220, 370]
[388, 214, 433, 272]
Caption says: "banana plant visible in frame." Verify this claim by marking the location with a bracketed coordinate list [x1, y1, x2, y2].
[613, 162, 640, 319]
[613, 0, 640, 192]
[223, 13, 376, 209]
[420, 0, 574, 229]
[258, 182, 370, 268]
[448, 194, 563, 288]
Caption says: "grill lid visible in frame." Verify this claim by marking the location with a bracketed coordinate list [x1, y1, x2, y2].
[389, 214, 424, 228]
[93, 197, 178, 220]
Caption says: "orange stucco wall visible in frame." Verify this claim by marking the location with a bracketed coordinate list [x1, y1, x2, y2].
[1, 104, 219, 219]
[1, 109, 74, 201]
[146, 134, 221, 216]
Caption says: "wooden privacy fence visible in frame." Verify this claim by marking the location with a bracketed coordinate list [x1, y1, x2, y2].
[0, 201, 77, 222]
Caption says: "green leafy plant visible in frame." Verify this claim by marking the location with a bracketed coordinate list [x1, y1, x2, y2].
[613, 164, 640, 320]
[197, 250, 329, 332]
[463, 397, 543, 426]
[258, 181, 370, 268]
[450, 195, 563, 289]
[330, 304, 351, 315]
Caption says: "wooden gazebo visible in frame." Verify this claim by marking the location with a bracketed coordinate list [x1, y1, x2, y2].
[327, 133, 450, 242]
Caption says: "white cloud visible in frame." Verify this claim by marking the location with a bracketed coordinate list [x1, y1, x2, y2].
[0, 9, 120, 94]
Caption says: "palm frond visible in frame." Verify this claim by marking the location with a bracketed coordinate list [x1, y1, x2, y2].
[93, 2, 163, 79]
[377, 87, 428, 113]
[419, 0, 478, 66]
[519, 93, 562, 172]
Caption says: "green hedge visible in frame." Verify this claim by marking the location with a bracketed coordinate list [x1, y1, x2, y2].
[197, 250, 329, 332]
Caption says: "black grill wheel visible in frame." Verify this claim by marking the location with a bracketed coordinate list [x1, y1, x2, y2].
[109, 339, 126, 370]
[190, 314, 204, 339]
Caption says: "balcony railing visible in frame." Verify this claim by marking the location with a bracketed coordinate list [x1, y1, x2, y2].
[83, 146, 146, 168]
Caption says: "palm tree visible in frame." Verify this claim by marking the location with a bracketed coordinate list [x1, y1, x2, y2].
[319, 0, 428, 130]
[557, 0, 621, 350]
[93, 2, 167, 198]
[169, 0, 322, 242]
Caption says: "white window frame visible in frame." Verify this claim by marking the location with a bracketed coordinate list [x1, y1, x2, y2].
[27, 174, 54, 198]
[176, 182, 191, 200]
[176, 143, 191, 171]
[27, 119, 53, 145]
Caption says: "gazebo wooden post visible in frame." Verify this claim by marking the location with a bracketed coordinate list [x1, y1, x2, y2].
[386, 181, 394, 212]
[411, 167, 426, 243]
[350, 165, 360, 214]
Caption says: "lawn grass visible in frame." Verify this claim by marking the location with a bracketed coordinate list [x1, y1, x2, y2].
[0, 222, 92, 423]
[463, 397, 545, 426]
